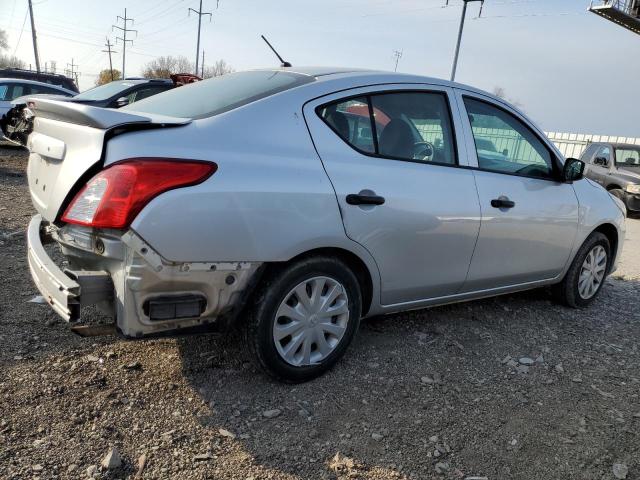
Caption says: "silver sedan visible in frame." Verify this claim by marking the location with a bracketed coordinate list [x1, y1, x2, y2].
[25, 67, 626, 382]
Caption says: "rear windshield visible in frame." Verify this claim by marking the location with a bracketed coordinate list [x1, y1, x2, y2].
[74, 81, 143, 101]
[122, 70, 314, 119]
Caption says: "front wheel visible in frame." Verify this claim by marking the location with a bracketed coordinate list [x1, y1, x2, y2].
[245, 256, 362, 383]
[553, 232, 610, 308]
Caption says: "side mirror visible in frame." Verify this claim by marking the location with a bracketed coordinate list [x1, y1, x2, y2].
[594, 156, 609, 167]
[502, 148, 509, 156]
[115, 96, 129, 107]
[563, 158, 585, 183]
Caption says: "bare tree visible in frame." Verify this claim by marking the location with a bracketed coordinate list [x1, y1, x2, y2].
[492, 86, 506, 99]
[0, 55, 26, 69]
[0, 29, 8, 51]
[142, 56, 194, 79]
[202, 59, 234, 78]
[492, 86, 524, 111]
[0, 28, 27, 69]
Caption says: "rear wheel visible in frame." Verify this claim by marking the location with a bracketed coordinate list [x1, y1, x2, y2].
[553, 232, 610, 308]
[245, 256, 362, 383]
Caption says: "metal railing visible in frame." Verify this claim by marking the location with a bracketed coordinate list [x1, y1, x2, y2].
[592, 0, 640, 17]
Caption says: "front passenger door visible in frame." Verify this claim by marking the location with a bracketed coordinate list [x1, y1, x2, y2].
[458, 92, 579, 291]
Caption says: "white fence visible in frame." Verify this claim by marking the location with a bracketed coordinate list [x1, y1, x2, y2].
[546, 132, 640, 159]
[417, 123, 640, 161]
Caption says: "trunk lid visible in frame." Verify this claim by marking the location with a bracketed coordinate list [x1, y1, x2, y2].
[26, 98, 190, 222]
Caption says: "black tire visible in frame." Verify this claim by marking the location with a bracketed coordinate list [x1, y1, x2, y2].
[552, 232, 610, 308]
[245, 256, 362, 383]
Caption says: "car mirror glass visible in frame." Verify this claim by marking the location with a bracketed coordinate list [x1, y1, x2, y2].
[563, 158, 585, 182]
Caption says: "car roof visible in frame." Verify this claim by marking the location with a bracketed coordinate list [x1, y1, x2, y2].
[0, 77, 76, 93]
[253, 66, 495, 99]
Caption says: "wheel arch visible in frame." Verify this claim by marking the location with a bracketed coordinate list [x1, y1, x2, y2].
[264, 247, 375, 316]
[593, 222, 619, 269]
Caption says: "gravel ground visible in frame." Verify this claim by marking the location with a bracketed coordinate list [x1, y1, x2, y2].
[1, 145, 639, 480]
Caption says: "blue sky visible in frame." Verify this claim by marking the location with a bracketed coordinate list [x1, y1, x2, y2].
[1, 0, 638, 136]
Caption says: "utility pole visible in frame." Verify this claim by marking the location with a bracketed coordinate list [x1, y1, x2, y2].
[393, 49, 403, 72]
[201, 50, 205, 77]
[27, 0, 41, 72]
[113, 8, 136, 79]
[189, 0, 214, 76]
[102, 38, 117, 81]
[66, 58, 78, 86]
[449, 0, 484, 81]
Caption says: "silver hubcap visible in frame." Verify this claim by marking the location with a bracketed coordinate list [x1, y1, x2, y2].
[578, 245, 607, 300]
[273, 276, 349, 367]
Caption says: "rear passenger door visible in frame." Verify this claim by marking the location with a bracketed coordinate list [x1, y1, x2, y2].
[457, 90, 579, 291]
[304, 85, 481, 305]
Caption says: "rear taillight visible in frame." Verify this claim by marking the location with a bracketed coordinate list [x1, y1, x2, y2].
[61, 158, 216, 229]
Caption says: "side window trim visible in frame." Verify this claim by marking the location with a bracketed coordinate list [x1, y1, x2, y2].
[315, 88, 460, 168]
[458, 91, 562, 182]
[366, 96, 380, 154]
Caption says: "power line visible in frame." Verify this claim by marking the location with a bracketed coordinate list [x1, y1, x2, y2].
[393, 49, 403, 72]
[136, 0, 185, 25]
[102, 37, 117, 81]
[189, 0, 216, 76]
[12, 9, 28, 57]
[27, 0, 41, 72]
[113, 8, 137, 79]
[449, 0, 484, 81]
[66, 57, 78, 85]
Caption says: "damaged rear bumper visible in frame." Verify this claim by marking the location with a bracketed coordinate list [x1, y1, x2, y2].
[27, 215, 112, 321]
[26, 215, 262, 337]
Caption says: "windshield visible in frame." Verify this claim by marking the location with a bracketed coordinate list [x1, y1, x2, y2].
[123, 70, 314, 119]
[615, 147, 640, 166]
[74, 81, 141, 101]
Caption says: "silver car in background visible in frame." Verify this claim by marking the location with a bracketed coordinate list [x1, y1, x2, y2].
[25, 68, 626, 382]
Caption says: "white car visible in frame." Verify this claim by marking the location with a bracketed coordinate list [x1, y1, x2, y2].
[0, 78, 75, 117]
[25, 68, 626, 382]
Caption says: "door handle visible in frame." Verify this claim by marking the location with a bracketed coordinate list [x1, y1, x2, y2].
[346, 193, 385, 206]
[491, 197, 515, 209]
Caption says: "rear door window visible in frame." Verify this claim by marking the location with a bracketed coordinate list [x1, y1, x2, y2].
[318, 90, 457, 165]
[318, 97, 375, 153]
[1, 83, 31, 101]
[28, 84, 65, 95]
[130, 85, 170, 103]
[615, 147, 640, 166]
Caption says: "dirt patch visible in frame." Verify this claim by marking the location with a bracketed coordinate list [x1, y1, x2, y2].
[1, 145, 639, 479]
